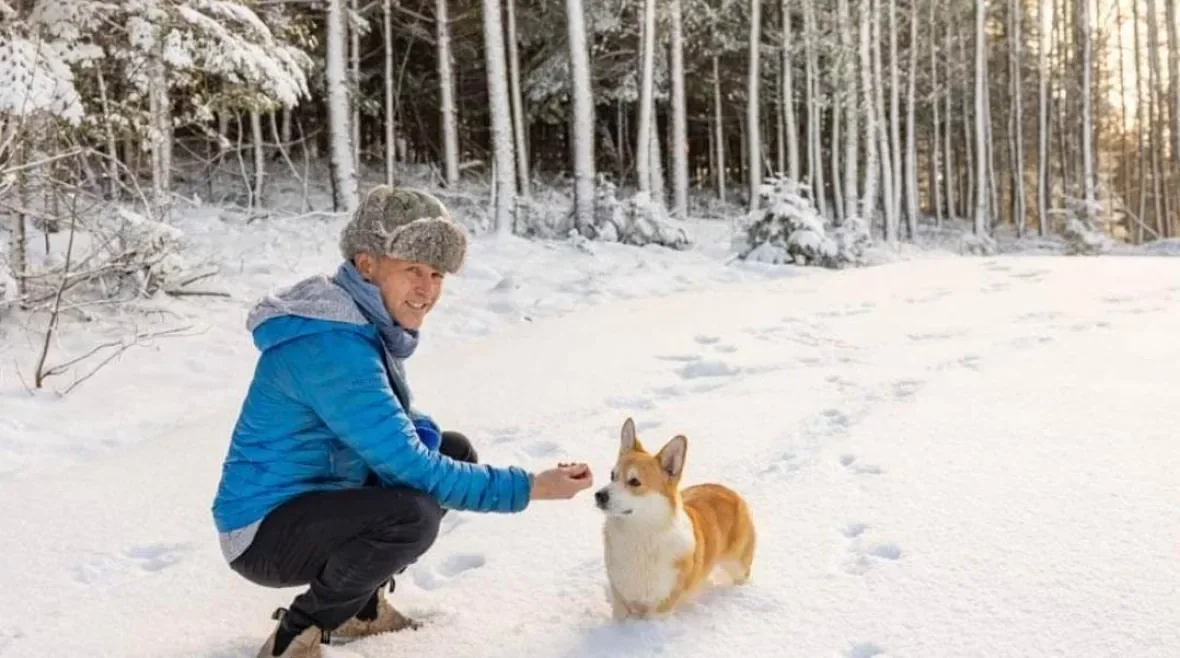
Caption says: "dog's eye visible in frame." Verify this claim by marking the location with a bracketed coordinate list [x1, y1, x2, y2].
[610, 469, 617, 481]
[627, 477, 641, 487]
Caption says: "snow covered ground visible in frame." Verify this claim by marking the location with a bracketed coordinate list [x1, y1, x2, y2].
[1, 209, 1178, 658]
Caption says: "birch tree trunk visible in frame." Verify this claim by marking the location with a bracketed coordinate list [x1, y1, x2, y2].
[747, 0, 763, 211]
[148, 30, 172, 222]
[251, 111, 265, 208]
[437, 0, 460, 186]
[566, 0, 596, 233]
[1132, 0, 1148, 241]
[972, 0, 988, 235]
[943, 12, 956, 219]
[327, 0, 358, 211]
[859, 1, 879, 223]
[1009, 0, 1025, 236]
[872, 0, 896, 241]
[1037, 0, 1050, 235]
[506, 0, 530, 197]
[802, 0, 825, 217]
[903, 0, 918, 238]
[350, 0, 360, 167]
[783, 0, 800, 181]
[482, 0, 517, 234]
[1147, 0, 1167, 235]
[929, 0, 943, 224]
[713, 56, 727, 202]
[839, 0, 858, 222]
[670, 0, 689, 218]
[888, 0, 902, 231]
[636, 0, 657, 195]
[384, 0, 396, 186]
[1078, 0, 1095, 220]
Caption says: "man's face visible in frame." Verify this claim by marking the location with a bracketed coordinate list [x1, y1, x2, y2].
[355, 253, 444, 329]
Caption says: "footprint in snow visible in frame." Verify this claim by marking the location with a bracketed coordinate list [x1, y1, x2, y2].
[693, 335, 720, 345]
[124, 541, 192, 572]
[846, 642, 887, 658]
[891, 379, 923, 399]
[841, 529, 903, 575]
[605, 396, 655, 411]
[712, 343, 739, 353]
[522, 440, 560, 458]
[675, 360, 741, 380]
[840, 454, 882, 475]
[411, 552, 487, 590]
[656, 353, 702, 363]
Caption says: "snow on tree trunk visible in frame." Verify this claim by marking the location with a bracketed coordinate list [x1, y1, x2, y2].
[482, 0, 517, 234]
[437, 0, 460, 186]
[669, 0, 688, 219]
[565, 0, 596, 235]
[650, 105, 665, 201]
[747, 0, 763, 211]
[327, 0, 358, 212]
[506, 0, 530, 198]
[944, 12, 957, 220]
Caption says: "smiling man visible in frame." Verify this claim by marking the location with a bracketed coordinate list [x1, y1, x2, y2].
[211, 185, 594, 658]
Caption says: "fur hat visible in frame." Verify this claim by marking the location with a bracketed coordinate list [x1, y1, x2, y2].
[339, 185, 467, 273]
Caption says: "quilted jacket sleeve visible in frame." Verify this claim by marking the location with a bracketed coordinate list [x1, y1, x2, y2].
[276, 329, 532, 513]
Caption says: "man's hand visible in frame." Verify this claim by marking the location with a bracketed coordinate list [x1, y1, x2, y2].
[530, 462, 594, 500]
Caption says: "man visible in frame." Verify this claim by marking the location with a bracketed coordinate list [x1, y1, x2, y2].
[212, 185, 594, 658]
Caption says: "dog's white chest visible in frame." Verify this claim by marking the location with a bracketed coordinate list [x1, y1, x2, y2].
[603, 515, 695, 610]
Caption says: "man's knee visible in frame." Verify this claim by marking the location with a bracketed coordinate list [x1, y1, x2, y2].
[439, 431, 478, 464]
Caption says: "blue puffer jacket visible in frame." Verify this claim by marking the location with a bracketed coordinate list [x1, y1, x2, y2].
[211, 274, 532, 542]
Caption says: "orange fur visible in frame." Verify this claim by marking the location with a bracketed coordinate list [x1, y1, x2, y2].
[597, 418, 756, 620]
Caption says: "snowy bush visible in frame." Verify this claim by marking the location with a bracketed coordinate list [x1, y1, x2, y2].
[1060, 198, 1113, 256]
[578, 175, 691, 250]
[98, 207, 188, 296]
[959, 232, 998, 256]
[739, 176, 870, 269]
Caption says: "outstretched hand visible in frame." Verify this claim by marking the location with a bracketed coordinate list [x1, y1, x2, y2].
[530, 462, 594, 500]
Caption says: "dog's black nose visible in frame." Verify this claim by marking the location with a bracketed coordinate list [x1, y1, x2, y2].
[595, 489, 609, 506]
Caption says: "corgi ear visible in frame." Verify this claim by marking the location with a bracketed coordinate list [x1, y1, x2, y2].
[619, 417, 639, 455]
[656, 435, 687, 479]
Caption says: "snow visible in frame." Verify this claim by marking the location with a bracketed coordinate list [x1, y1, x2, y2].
[2, 205, 1179, 658]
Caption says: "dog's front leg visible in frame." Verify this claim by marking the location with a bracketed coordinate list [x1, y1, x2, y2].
[608, 584, 630, 620]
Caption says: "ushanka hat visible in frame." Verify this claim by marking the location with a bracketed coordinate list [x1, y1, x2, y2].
[339, 185, 468, 273]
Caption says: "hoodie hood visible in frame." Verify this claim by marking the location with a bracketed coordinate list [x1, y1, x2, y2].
[246, 274, 371, 351]
[245, 273, 416, 410]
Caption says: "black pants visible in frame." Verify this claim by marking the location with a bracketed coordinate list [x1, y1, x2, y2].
[229, 431, 478, 631]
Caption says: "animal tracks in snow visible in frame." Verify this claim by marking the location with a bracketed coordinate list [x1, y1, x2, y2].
[839, 520, 903, 575]
[839, 454, 882, 476]
[845, 642, 887, 658]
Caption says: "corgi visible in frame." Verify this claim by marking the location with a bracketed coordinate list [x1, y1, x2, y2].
[595, 417, 756, 620]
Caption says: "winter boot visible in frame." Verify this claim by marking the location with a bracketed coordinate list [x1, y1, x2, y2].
[256, 607, 324, 658]
[331, 584, 420, 640]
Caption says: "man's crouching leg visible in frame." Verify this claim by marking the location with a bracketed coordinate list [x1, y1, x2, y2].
[235, 487, 443, 656]
[331, 430, 479, 643]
